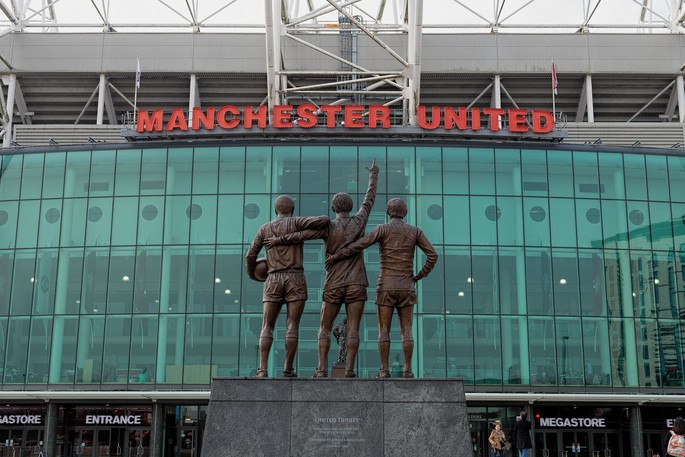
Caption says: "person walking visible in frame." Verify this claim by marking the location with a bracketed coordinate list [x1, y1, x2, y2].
[513, 411, 533, 457]
[488, 422, 509, 457]
[667, 416, 685, 457]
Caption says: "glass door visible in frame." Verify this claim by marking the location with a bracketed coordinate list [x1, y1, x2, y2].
[562, 432, 590, 457]
[127, 429, 150, 457]
[178, 429, 195, 457]
[534, 431, 559, 457]
[591, 432, 619, 457]
[69, 429, 94, 457]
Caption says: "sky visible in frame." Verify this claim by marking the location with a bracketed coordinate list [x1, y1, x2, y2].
[1, 0, 683, 33]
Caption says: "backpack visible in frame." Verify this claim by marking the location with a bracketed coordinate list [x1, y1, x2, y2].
[668, 432, 685, 457]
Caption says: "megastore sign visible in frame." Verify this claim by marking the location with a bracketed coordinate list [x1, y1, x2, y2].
[134, 104, 556, 136]
[537, 417, 606, 428]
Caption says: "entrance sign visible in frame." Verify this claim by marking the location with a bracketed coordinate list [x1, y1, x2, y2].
[85, 414, 142, 425]
[135, 104, 556, 136]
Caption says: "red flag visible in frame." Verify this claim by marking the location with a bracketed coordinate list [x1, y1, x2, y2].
[552, 61, 558, 95]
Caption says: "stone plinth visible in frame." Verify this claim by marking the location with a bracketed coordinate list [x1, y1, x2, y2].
[202, 378, 471, 457]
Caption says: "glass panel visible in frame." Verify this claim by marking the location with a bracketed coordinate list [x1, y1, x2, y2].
[473, 315, 501, 384]
[416, 147, 442, 194]
[675, 245, 685, 320]
[36, 199, 62, 248]
[635, 318, 660, 387]
[650, 202, 674, 251]
[26, 316, 52, 384]
[183, 315, 213, 384]
[523, 197, 550, 246]
[598, 153, 624, 199]
[420, 315, 446, 377]
[469, 148, 495, 195]
[243, 195, 271, 244]
[238, 314, 262, 376]
[609, 318, 638, 387]
[581, 318, 611, 386]
[166, 148, 193, 195]
[212, 314, 240, 377]
[20, 153, 44, 200]
[64, 151, 91, 198]
[525, 248, 553, 316]
[218, 146, 245, 194]
[646, 155, 670, 201]
[658, 319, 684, 387]
[134, 247, 161, 315]
[217, 195, 244, 244]
[76, 315, 106, 383]
[0, 251, 14, 315]
[115, 149, 141, 196]
[32, 249, 57, 315]
[10, 250, 36, 315]
[556, 317, 584, 386]
[107, 247, 135, 314]
[272, 146, 300, 195]
[142, 148, 169, 195]
[501, 316, 524, 384]
[601, 200, 628, 249]
[417, 246, 444, 314]
[165, 195, 190, 245]
[139, 195, 165, 245]
[214, 246, 242, 313]
[0, 154, 23, 200]
[529, 317, 556, 386]
[552, 248, 580, 316]
[102, 315, 132, 384]
[85, 197, 113, 246]
[0, 200, 18, 248]
[88, 150, 115, 197]
[4, 317, 30, 384]
[417, 195, 443, 244]
[245, 146, 272, 193]
[192, 147, 219, 194]
[498, 247, 524, 315]
[329, 146, 359, 194]
[187, 247, 214, 313]
[387, 146, 414, 194]
[604, 249, 633, 318]
[301, 146, 329, 194]
[627, 200, 651, 250]
[82, 248, 109, 316]
[673, 203, 685, 251]
[573, 151, 600, 198]
[358, 146, 386, 196]
[16, 200, 40, 248]
[521, 148, 548, 197]
[61, 198, 88, 247]
[624, 154, 648, 200]
[445, 315, 473, 383]
[548, 150, 574, 197]
[652, 251, 678, 319]
[58, 248, 84, 315]
[579, 250, 606, 316]
[445, 247, 472, 315]
[472, 248, 498, 314]
[471, 196, 497, 245]
[129, 314, 157, 383]
[443, 196, 469, 245]
[111, 197, 138, 246]
[165, 246, 189, 313]
[575, 199, 603, 248]
[549, 198, 576, 247]
[442, 147, 468, 195]
[495, 147, 521, 196]
[497, 197, 523, 245]
[189, 195, 217, 245]
[48, 316, 78, 384]
[668, 156, 685, 203]
[156, 314, 185, 384]
[43, 152, 67, 198]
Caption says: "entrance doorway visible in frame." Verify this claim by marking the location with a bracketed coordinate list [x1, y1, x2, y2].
[178, 427, 201, 457]
[65, 428, 149, 457]
[0, 427, 44, 457]
[534, 431, 620, 457]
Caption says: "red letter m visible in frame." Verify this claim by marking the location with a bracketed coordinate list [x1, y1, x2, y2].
[136, 109, 163, 132]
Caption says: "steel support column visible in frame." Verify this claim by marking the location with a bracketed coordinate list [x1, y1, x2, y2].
[188, 74, 200, 125]
[265, 0, 282, 119]
[677, 74, 685, 122]
[585, 74, 595, 123]
[406, 0, 423, 126]
[97, 74, 106, 125]
[2, 73, 16, 147]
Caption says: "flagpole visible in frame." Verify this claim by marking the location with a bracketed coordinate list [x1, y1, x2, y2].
[133, 57, 140, 127]
[551, 59, 556, 118]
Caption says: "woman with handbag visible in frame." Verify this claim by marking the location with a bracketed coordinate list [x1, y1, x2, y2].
[489, 422, 510, 457]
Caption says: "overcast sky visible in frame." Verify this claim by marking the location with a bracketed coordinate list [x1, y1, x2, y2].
[5, 0, 683, 32]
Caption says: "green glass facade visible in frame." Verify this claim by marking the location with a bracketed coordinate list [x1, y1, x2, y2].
[0, 141, 684, 390]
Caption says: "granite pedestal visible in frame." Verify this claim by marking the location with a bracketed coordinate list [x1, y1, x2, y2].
[202, 378, 471, 457]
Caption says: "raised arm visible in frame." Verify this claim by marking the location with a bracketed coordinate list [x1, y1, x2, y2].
[295, 215, 330, 231]
[412, 230, 438, 282]
[356, 159, 379, 222]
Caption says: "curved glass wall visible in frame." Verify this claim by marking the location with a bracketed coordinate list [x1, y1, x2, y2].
[0, 143, 684, 390]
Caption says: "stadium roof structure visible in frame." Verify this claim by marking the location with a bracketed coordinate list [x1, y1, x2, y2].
[0, 0, 685, 148]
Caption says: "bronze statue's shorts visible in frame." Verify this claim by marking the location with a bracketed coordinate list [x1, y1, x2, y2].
[263, 270, 308, 303]
[323, 284, 367, 305]
[375, 289, 417, 308]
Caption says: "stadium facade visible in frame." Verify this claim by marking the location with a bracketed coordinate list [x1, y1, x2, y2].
[1, 2, 685, 457]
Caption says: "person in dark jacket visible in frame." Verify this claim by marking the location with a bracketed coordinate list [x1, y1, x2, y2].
[513, 411, 533, 457]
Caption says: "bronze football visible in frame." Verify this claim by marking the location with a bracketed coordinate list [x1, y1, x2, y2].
[254, 257, 268, 282]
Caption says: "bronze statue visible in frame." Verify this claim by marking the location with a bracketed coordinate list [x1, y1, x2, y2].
[332, 317, 348, 364]
[245, 195, 329, 378]
[326, 198, 438, 378]
[264, 160, 379, 378]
